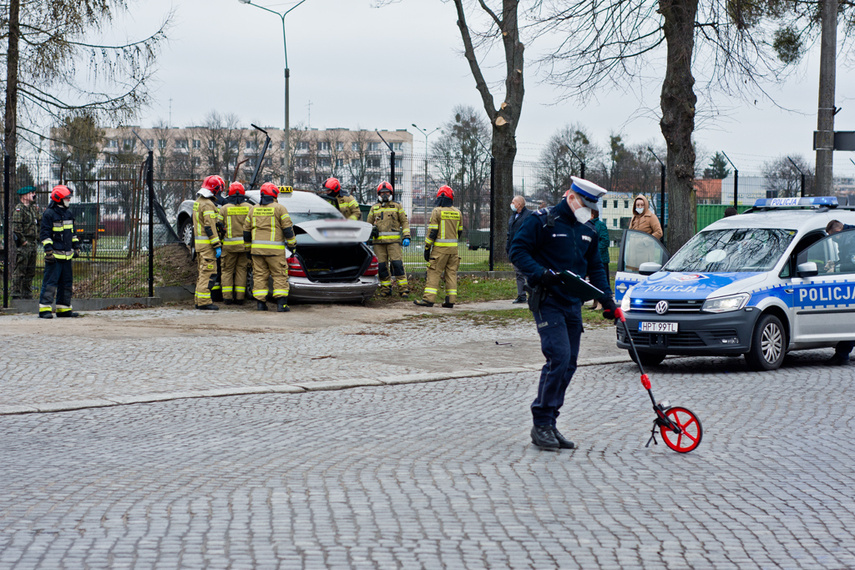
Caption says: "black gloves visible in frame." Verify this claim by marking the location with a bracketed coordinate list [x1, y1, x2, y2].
[423, 247, 431, 262]
[601, 297, 621, 321]
[370, 226, 379, 239]
[73, 249, 81, 259]
[540, 269, 561, 288]
[44, 250, 55, 264]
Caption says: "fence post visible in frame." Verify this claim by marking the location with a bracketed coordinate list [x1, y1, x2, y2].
[147, 151, 154, 298]
[722, 152, 738, 207]
[2, 150, 9, 308]
[488, 156, 495, 271]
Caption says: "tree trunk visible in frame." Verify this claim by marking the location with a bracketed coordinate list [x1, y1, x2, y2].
[659, 0, 698, 251]
[492, 130, 516, 260]
[4, 0, 20, 189]
[814, 0, 837, 195]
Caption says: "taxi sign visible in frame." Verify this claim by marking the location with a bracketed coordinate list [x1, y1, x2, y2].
[278, 185, 293, 194]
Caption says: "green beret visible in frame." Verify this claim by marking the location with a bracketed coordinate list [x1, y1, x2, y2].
[17, 186, 36, 195]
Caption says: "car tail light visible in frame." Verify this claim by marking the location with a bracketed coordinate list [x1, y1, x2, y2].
[363, 255, 379, 276]
[287, 255, 306, 277]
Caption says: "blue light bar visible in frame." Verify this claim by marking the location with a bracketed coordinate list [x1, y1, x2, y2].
[752, 196, 838, 208]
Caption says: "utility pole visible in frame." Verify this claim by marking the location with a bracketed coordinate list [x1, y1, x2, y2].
[815, 0, 838, 195]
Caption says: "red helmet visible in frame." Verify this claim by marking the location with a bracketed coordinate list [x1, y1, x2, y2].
[202, 175, 226, 193]
[436, 185, 454, 200]
[228, 182, 245, 196]
[260, 182, 279, 198]
[50, 185, 72, 203]
[377, 181, 393, 195]
[323, 177, 341, 195]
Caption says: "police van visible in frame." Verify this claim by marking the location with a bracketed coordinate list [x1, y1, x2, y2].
[614, 196, 855, 370]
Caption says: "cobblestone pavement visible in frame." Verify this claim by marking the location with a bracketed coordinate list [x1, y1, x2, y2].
[0, 302, 624, 414]
[2, 355, 854, 568]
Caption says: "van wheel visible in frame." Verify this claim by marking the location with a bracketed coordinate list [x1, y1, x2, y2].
[179, 219, 195, 258]
[628, 349, 666, 367]
[745, 314, 786, 371]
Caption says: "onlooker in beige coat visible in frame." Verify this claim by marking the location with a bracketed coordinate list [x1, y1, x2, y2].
[629, 194, 663, 240]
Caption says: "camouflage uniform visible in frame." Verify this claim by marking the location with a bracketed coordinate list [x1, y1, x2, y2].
[12, 200, 40, 299]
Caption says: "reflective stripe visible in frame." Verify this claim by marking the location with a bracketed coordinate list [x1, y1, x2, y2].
[447, 289, 457, 295]
[434, 240, 458, 246]
[235, 286, 246, 293]
[253, 289, 269, 296]
[252, 240, 286, 250]
[272, 289, 289, 296]
[223, 237, 244, 244]
[380, 280, 392, 286]
[424, 287, 438, 294]
[222, 286, 234, 293]
[56, 306, 73, 313]
[397, 278, 409, 286]
[42, 239, 54, 245]
[39, 305, 52, 313]
[428, 224, 439, 230]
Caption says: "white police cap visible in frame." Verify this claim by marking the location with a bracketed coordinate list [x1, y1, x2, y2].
[570, 176, 607, 211]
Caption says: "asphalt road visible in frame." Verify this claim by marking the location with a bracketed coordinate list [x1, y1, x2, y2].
[1, 304, 853, 568]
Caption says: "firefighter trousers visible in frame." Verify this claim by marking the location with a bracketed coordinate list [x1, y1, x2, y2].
[195, 248, 218, 306]
[374, 242, 408, 292]
[422, 247, 459, 303]
[221, 250, 248, 300]
[252, 253, 289, 300]
[39, 260, 73, 315]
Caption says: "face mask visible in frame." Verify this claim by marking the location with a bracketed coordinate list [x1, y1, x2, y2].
[574, 206, 592, 224]
[635, 207, 644, 214]
[510, 203, 517, 213]
[62, 198, 71, 208]
[381, 194, 391, 202]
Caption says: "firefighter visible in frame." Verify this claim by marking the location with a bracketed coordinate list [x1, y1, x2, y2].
[219, 182, 252, 305]
[38, 185, 80, 318]
[367, 181, 411, 297]
[321, 177, 361, 220]
[12, 185, 40, 299]
[414, 185, 462, 308]
[245, 182, 297, 312]
[193, 175, 225, 310]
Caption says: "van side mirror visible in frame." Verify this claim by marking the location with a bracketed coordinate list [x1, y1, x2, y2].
[639, 262, 662, 276]
[797, 262, 818, 277]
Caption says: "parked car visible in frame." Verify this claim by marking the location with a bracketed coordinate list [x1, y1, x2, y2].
[614, 196, 855, 370]
[467, 228, 491, 250]
[175, 189, 379, 302]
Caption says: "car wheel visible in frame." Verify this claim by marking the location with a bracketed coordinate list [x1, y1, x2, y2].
[628, 349, 666, 367]
[745, 313, 786, 371]
[178, 218, 195, 257]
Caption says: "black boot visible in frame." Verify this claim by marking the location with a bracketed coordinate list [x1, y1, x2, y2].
[413, 299, 433, 307]
[276, 297, 290, 312]
[257, 301, 268, 311]
[38, 311, 53, 319]
[530, 425, 559, 450]
[224, 298, 235, 305]
[234, 299, 245, 306]
[195, 304, 219, 311]
[441, 296, 454, 309]
[56, 311, 81, 318]
[552, 427, 576, 449]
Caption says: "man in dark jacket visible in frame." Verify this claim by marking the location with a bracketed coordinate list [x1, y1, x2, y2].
[506, 195, 533, 303]
[38, 185, 81, 318]
[510, 177, 618, 451]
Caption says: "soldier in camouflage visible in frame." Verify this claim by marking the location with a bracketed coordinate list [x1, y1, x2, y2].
[12, 186, 40, 299]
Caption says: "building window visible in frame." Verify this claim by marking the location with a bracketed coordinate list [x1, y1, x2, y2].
[246, 141, 258, 151]
[392, 142, 403, 151]
[318, 141, 330, 151]
[193, 139, 201, 149]
[367, 158, 381, 169]
[209, 140, 216, 150]
[624, 200, 629, 208]
[336, 159, 343, 168]
[351, 143, 360, 152]
[612, 219, 618, 227]
[158, 139, 167, 149]
[319, 158, 330, 167]
[145, 139, 154, 149]
[193, 157, 201, 167]
[228, 141, 239, 150]
[280, 141, 286, 149]
[613, 200, 618, 208]
[368, 142, 381, 151]
[107, 139, 118, 148]
[336, 142, 344, 151]
[176, 139, 189, 149]
[298, 141, 310, 151]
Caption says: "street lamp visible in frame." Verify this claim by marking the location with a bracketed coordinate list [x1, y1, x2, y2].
[238, 0, 309, 186]
[412, 123, 439, 232]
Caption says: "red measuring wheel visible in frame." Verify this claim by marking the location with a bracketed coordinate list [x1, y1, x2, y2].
[659, 406, 703, 453]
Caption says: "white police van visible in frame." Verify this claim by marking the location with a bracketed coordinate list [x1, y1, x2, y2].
[614, 196, 855, 370]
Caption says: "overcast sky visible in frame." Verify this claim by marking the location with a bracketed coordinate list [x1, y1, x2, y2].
[105, 0, 855, 177]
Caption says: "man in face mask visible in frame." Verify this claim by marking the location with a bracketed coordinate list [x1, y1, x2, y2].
[509, 177, 618, 451]
[506, 195, 533, 303]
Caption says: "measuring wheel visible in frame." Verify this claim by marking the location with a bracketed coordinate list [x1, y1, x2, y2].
[659, 406, 703, 453]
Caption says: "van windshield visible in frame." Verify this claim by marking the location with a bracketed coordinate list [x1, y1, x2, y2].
[663, 228, 795, 273]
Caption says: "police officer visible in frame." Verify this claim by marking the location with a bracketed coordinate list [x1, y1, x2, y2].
[415, 185, 462, 308]
[825, 219, 855, 365]
[509, 177, 619, 450]
[193, 175, 225, 310]
[321, 177, 361, 220]
[219, 182, 252, 305]
[245, 182, 297, 312]
[11, 185, 40, 299]
[367, 181, 411, 297]
[38, 185, 80, 318]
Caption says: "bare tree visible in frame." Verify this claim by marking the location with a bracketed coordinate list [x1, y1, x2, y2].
[199, 112, 243, 181]
[53, 112, 105, 201]
[763, 155, 814, 198]
[535, 0, 820, 249]
[537, 124, 598, 204]
[3, 0, 169, 182]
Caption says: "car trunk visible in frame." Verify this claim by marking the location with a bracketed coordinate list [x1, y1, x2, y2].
[296, 243, 371, 282]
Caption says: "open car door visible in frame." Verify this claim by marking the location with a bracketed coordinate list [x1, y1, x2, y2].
[614, 229, 670, 302]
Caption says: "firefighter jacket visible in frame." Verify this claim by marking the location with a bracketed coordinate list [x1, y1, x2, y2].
[219, 199, 252, 253]
[246, 201, 297, 256]
[425, 206, 462, 249]
[193, 196, 222, 252]
[12, 202, 40, 246]
[334, 194, 361, 220]
[367, 200, 410, 243]
[39, 203, 79, 261]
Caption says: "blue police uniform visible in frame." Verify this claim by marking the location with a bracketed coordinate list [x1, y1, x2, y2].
[509, 197, 612, 430]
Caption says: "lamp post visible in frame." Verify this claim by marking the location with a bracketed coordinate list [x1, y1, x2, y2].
[238, 0, 309, 186]
[411, 123, 439, 234]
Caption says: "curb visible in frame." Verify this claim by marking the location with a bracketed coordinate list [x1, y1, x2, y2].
[0, 357, 631, 416]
